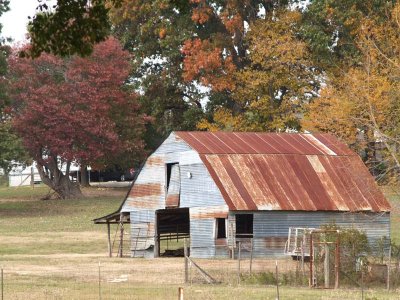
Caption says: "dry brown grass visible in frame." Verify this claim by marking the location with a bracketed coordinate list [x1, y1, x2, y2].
[1, 186, 399, 299]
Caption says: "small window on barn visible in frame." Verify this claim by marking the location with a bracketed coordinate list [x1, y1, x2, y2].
[215, 218, 226, 239]
[235, 214, 253, 238]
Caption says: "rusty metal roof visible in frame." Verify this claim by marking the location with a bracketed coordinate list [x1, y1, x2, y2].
[175, 131, 355, 156]
[176, 132, 390, 212]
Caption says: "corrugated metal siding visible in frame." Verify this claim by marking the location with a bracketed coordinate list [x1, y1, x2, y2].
[250, 211, 390, 257]
[130, 209, 155, 257]
[190, 218, 216, 258]
[180, 163, 226, 208]
[122, 153, 165, 212]
[188, 211, 390, 259]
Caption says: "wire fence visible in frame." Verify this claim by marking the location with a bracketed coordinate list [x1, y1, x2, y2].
[1, 250, 399, 300]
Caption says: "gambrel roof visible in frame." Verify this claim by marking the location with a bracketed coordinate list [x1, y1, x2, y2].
[175, 132, 391, 212]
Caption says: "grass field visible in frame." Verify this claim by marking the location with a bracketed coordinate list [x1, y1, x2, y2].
[0, 185, 399, 299]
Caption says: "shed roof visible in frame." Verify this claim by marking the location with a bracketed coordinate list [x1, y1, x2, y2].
[175, 132, 391, 212]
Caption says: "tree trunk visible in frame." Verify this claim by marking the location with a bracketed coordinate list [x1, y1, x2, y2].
[80, 164, 90, 187]
[37, 159, 83, 199]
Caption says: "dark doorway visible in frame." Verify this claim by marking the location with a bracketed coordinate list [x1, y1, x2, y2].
[216, 218, 226, 239]
[236, 214, 253, 238]
[155, 208, 190, 257]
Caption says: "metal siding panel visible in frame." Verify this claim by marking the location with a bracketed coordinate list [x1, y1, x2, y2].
[190, 218, 216, 258]
[130, 210, 155, 256]
[180, 163, 226, 208]
[252, 211, 390, 257]
[154, 132, 193, 154]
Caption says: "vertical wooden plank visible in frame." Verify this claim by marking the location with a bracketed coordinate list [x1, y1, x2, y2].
[309, 233, 313, 287]
[387, 245, 391, 291]
[237, 242, 241, 285]
[335, 236, 340, 289]
[249, 238, 253, 275]
[184, 238, 188, 284]
[154, 211, 159, 258]
[324, 244, 330, 288]
[119, 222, 124, 257]
[107, 222, 112, 257]
[275, 261, 280, 300]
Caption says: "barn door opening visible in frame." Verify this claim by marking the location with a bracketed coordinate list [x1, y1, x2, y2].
[155, 208, 190, 257]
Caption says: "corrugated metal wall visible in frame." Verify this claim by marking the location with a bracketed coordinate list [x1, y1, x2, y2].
[251, 211, 389, 258]
[189, 211, 390, 259]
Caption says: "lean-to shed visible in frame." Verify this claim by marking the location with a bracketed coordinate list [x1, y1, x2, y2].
[95, 131, 391, 258]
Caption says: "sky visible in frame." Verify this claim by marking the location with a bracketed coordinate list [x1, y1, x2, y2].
[0, 0, 56, 44]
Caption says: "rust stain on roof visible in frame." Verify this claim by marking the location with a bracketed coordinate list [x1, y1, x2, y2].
[200, 153, 390, 212]
[176, 131, 355, 155]
[176, 132, 390, 212]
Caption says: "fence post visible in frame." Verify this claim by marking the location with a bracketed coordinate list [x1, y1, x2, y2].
[275, 261, 280, 300]
[1, 267, 3, 300]
[237, 242, 241, 285]
[387, 245, 391, 291]
[324, 243, 330, 288]
[184, 239, 189, 284]
[30, 167, 34, 188]
[98, 261, 102, 300]
[178, 287, 184, 300]
[249, 238, 253, 275]
[361, 260, 364, 300]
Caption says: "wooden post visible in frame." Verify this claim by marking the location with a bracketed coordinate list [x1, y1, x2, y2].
[30, 167, 34, 188]
[387, 245, 391, 291]
[324, 243, 330, 288]
[249, 238, 253, 275]
[309, 233, 313, 287]
[98, 261, 102, 300]
[1, 267, 3, 300]
[119, 222, 124, 257]
[184, 239, 189, 284]
[335, 235, 340, 289]
[178, 287, 184, 300]
[301, 241, 305, 277]
[275, 260, 280, 300]
[107, 222, 112, 257]
[361, 260, 364, 300]
[155, 211, 159, 258]
[237, 242, 241, 285]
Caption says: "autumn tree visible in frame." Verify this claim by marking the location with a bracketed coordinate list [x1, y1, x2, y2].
[304, 3, 400, 180]
[198, 9, 320, 131]
[8, 38, 147, 199]
[301, 0, 392, 72]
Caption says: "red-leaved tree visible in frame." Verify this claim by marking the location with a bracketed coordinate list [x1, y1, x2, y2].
[8, 37, 147, 199]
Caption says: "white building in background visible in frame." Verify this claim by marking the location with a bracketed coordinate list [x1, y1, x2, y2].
[8, 162, 80, 187]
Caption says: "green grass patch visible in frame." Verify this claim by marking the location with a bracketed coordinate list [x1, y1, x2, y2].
[0, 185, 51, 199]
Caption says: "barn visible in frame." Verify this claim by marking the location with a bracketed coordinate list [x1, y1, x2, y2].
[94, 131, 391, 259]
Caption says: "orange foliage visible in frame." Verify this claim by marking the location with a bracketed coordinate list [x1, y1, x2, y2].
[221, 12, 244, 34]
[192, 6, 213, 24]
[181, 38, 236, 91]
[159, 28, 167, 39]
